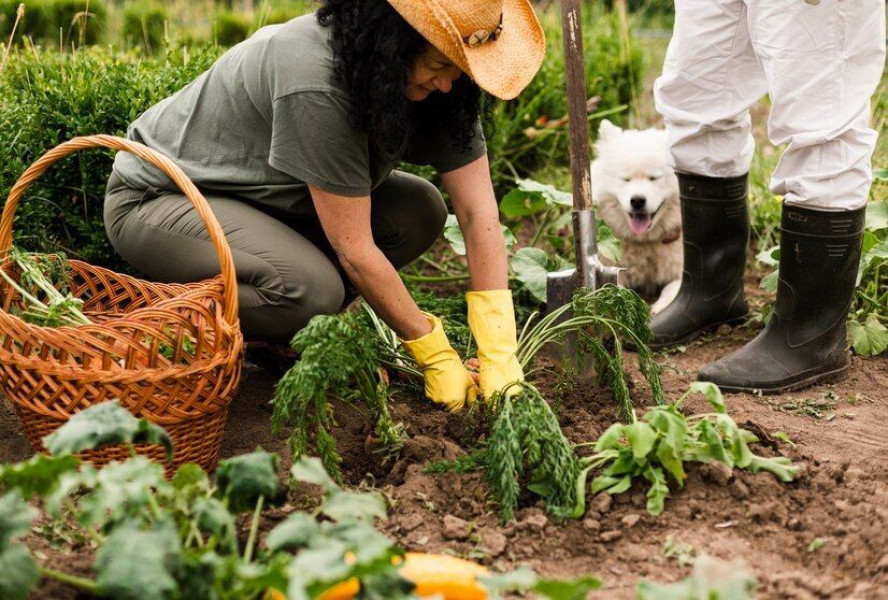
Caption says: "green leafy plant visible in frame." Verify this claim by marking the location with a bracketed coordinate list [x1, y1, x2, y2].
[849, 201, 888, 356]
[579, 382, 798, 516]
[518, 284, 664, 418]
[0, 43, 219, 269]
[271, 311, 406, 481]
[447, 285, 664, 522]
[0, 247, 89, 327]
[637, 554, 756, 600]
[0, 402, 600, 599]
[484, 382, 582, 522]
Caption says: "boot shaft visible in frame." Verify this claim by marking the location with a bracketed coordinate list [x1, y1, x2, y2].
[774, 204, 866, 349]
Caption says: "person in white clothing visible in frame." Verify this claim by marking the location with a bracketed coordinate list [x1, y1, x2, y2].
[650, 0, 886, 392]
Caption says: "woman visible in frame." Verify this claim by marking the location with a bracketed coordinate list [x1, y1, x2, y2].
[103, 0, 545, 412]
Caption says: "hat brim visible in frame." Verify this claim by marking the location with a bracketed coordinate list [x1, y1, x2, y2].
[388, 0, 545, 101]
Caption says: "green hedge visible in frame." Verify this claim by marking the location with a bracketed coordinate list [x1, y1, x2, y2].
[0, 0, 107, 46]
[213, 11, 249, 46]
[0, 45, 220, 268]
[122, 2, 168, 54]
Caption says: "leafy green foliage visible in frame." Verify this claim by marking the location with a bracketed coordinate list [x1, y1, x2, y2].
[485, 382, 581, 522]
[510, 246, 573, 304]
[637, 555, 755, 600]
[0, 44, 219, 268]
[271, 311, 406, 481]
[0, 0, 108, 46]
[43, 400, 172, 458]
[0, 407, 598, 599]
[215, 449, 286, 513]
[0, 492, 40, 600]
[583, 383, 799, 515]
[94, 519, 183, 600]
[484, 5, 643, 196]
[0, 453, 80, 499]
[481, 566, 601, 600]
[0, 247, 90, 327]
[849, 202, 888, 355]
[518, 284, 663, 419]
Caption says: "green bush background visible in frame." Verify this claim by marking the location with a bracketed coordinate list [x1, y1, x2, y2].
[0, 46, 219, 267]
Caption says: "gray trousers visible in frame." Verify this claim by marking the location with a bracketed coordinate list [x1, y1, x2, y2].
[104, 171, 447, 344]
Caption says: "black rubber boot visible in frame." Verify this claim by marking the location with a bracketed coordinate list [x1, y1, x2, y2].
[649, 172, 750, 349]
[698, 204, 865, 393]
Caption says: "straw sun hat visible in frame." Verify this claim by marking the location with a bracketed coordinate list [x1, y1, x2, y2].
[386, 0, 545, 100]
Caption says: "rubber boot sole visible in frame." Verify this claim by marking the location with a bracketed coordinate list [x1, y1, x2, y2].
[647, 314, 748, 351]
[701, 361, 851, 395]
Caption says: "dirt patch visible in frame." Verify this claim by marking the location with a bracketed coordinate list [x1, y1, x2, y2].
[2, 274, 886, 598]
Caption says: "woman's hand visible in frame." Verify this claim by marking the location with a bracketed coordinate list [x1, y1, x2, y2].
[400, 312, 480, 412]
[466, 289, 524, 400]
[442, 156, 523, 400]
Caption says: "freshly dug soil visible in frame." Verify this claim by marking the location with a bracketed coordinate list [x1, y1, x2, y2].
[1, 274, 886, 599]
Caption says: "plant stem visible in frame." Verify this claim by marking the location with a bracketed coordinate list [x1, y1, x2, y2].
[39, 567, 97, 592]
[243, 495, 264, 563]
[528, 209, 556, 249]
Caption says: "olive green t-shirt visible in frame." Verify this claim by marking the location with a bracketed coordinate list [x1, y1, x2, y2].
[112, 13, 486, 214]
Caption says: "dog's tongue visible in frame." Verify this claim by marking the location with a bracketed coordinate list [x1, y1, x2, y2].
[630, 213, 652, 234]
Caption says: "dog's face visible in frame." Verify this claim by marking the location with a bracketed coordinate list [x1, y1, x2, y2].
[591, 120, 680, 243]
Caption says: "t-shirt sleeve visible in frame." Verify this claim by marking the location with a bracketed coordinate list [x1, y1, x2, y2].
[268, 90, 372, 197]
[403, 116, 487, 173]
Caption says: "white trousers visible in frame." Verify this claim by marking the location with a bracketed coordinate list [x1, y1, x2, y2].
[654, 0, 886, 210]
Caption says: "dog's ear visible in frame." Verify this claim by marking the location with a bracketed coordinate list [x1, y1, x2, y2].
[597, 119, 622, 143]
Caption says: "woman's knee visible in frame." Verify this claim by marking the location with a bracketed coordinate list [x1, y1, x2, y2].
[372, 171, 447, 267]
[239, 263, 345, 344]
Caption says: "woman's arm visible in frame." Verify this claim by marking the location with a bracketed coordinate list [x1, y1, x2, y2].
[308, 186, 430, 340]
[441, 154, 508, 290]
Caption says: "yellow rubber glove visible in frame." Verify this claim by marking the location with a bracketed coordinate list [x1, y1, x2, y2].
[466, 289, 524, 399]
[400, 312, 478, 413]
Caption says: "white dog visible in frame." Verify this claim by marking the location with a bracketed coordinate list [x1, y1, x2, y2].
[591, 120, 682, 314]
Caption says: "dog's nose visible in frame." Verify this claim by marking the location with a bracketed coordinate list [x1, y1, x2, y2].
[630, 195, 647, 210]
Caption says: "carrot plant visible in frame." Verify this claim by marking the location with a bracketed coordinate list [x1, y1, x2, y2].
[0, 247, 196, 362]
[271, 311, 406, 481]
[0, 247, 90, 327]
[517, 283, 664, 418]
[484, 382, 581, 522]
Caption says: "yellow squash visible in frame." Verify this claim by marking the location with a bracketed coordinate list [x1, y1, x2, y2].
[267, 553, 489, 600]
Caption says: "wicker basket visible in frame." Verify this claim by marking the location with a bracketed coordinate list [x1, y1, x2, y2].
[0, 135, 244, 474]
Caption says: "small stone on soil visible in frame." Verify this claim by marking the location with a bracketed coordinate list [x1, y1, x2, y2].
[520, 514, 548, 531]
[442, 514, 471, 540]
[699, 462, 733, 487]
[730, 478, 750, 500]
[400, 513, 424, 533]
[590, 493, 613, 514]
[480, 529, 508, 557]
[600, 530, 622, 543]
[582, 518, 601, 532]
[621, 514, 641, 528]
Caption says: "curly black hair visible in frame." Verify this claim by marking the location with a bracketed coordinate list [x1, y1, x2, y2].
[316, 0, 490, 158]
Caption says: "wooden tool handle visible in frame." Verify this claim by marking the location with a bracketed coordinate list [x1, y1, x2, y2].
[560, 0, 593, 213]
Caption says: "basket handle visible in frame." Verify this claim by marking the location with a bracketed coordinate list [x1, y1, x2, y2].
[0, 135, 239, 325]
